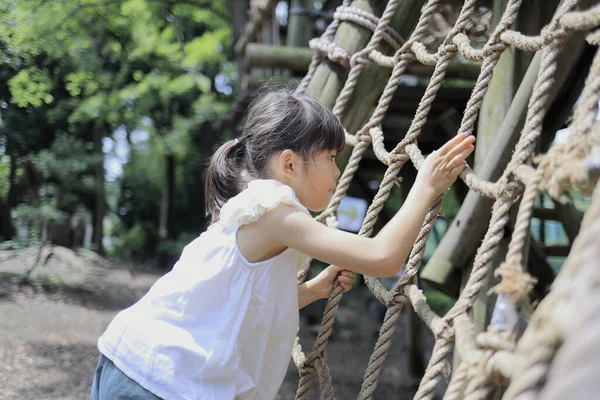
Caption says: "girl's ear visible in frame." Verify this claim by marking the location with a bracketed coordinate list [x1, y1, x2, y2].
[275, 149, 297, 179]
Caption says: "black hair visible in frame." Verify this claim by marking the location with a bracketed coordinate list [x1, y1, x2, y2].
[205, 88, 346, 223]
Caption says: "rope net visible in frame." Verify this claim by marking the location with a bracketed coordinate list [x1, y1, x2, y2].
[237, 0, 600, 398]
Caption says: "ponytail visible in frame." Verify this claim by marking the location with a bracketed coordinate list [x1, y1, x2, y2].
[205, 139, 246, 223]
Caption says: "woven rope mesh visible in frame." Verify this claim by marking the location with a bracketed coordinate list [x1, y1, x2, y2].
[237, 0, 600, 398]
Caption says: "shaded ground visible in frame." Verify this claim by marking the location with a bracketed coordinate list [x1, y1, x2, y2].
[0, 247, 444, 399]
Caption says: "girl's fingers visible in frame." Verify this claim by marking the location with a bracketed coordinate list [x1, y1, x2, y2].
[443, 137, 475, 161]
[446, 146, 474, 170]
[438, 132, 472, 155]
[337, 275, 354, 290]
[450, 162, 466, 177]
[330, 265, 344, 273]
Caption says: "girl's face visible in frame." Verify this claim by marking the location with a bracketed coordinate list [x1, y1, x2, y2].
[292, 150, 341, 212]
[270, 149, 341, 212]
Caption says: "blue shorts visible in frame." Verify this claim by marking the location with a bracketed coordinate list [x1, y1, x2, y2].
[90, 354, 162, 400]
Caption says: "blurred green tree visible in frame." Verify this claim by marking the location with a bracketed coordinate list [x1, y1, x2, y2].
[0, 0, 237, 263]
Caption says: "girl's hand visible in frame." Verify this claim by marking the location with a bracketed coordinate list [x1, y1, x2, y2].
[414, 132, 476, 201]
[314, 265, 355, 299]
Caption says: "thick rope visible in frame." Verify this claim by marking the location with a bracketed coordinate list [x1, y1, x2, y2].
[234, 0, 600, 398]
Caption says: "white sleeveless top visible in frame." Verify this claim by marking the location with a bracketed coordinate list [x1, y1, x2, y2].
[98, 180, 311, 400]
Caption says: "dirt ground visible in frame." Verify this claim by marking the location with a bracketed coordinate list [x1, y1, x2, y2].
[0, 247, 445, 400]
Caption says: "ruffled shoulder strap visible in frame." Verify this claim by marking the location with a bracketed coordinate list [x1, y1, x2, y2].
[219, 179, 309, 231]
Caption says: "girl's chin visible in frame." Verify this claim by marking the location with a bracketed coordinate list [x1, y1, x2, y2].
[307, 205, 326, 213]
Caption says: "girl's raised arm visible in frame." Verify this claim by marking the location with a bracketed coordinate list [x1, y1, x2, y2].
[264, 133, 475, 277]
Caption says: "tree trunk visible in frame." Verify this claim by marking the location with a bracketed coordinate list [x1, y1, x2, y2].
[0, 155, 16, 240]
[92, 124, 105, 255]
[229, 0, 250, 80]
[158, 153, 175, 244]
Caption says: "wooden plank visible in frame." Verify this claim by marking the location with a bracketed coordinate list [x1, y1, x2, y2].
[554, 200, 584, 243]
[532, 207, 560, 221]
[527, 239, 556, 301]
[542, 245, 571, 257]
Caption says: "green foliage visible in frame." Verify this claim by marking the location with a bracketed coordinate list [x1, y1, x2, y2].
[14, 203, 64, 225]
[112, 222, 151, 262]
[8, 68, 54, 108]
[0, 157, 10, 199]
[440, 187, 460, 219]
[423, 282, 455, 316]
[0, 240, 25, 250]
[0, 0, 237, 261]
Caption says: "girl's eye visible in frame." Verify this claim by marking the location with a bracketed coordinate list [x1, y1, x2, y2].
[329, 155, 336, 161]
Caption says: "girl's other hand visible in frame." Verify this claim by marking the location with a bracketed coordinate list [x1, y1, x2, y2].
[314, 265, 355, 299]
[414, 132, 475, 201]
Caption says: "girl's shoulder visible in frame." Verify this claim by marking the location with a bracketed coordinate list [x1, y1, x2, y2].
[219, 179, 309, 231]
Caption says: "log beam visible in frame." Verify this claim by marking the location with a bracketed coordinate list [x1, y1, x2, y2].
[245, 43, 481, 80]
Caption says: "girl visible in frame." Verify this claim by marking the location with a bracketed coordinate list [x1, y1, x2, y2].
[91, 89, 475, 400]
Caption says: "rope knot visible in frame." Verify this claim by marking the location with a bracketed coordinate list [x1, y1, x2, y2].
[435, 318, 454, 341]
[440, 42, 458, 56]
[477, 329, 516, 385]
[299, 364, 317, 377]
[389, 292, 408, 307]
[476, 329, 516, 352]
[496, 180, 525, 202]
[492, 260, 537, 304]
[387, 152, 409, 165]
[309, 38, 351, 68]
[484, 41, 508, 57]
[350, 51, 369, 67]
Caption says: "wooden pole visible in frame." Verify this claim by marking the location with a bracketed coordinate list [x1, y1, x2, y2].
[230, 0, 251, 86]
[244, 43, 481, 80]
[304, 0, 426, 133]
[554, 198, 584, 243]
[466, 0, 541, 338]
[286, 0, 314, 48]
[245, 44, 314, 71]
[473, 0, 534, 172]
[336, 1, 426, 134]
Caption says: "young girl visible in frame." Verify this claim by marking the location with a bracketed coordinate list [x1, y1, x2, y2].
[91, 89, 475, 400]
